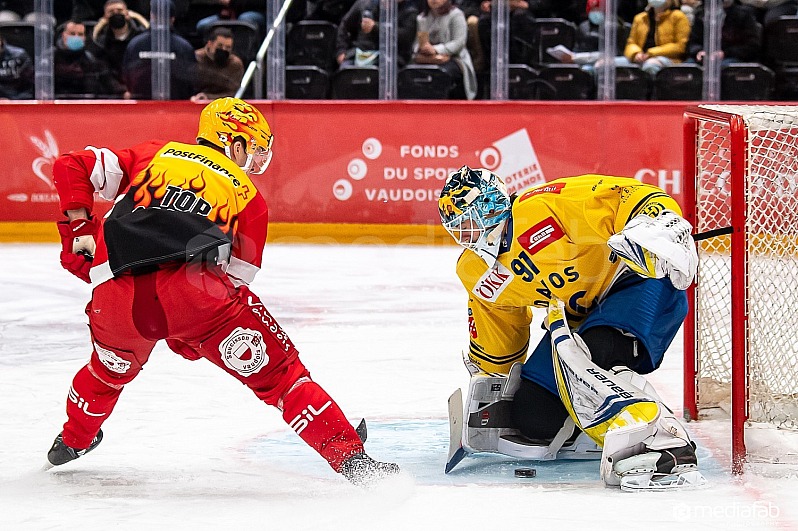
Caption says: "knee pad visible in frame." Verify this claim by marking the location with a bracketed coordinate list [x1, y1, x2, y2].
[580, 326, 641, 372]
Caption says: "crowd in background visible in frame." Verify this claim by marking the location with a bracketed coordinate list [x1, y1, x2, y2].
[0, 0, 795, 100]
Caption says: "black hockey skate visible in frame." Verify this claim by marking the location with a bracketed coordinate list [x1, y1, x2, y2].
[46, 430, 104, 467]
[339, 453, 400, 486]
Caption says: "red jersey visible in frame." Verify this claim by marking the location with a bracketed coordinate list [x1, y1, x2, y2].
[53, 140, 268, 286]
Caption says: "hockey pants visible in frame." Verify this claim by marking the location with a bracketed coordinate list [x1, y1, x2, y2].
[61, 262, 364, 471]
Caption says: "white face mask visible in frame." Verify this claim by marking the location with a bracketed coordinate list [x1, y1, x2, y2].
[648, 0, 668, 8]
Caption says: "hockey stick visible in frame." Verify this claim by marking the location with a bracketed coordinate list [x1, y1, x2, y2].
[693, 226, 733, 241]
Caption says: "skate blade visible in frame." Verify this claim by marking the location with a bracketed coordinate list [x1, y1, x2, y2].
[619, 470, 708, 491]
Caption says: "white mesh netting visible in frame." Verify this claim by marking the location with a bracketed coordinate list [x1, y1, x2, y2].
[693, 105, 798, 439]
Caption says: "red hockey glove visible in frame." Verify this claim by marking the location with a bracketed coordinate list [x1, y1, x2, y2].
[57, 216, 98, 283]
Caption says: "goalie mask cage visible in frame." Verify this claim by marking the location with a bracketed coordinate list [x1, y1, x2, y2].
[683, 104, 798, 475]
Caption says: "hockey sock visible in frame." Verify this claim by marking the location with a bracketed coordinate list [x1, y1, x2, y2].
[280, 378, 364, 472]
[62, 365, 122, 449]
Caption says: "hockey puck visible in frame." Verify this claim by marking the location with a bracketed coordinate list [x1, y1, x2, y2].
[514, 467, 536, 478]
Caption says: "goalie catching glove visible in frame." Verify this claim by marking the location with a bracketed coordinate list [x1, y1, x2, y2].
[607, 210, 698, 290]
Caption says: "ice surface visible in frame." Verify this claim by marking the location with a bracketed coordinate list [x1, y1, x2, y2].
[1, 243, 797, 530]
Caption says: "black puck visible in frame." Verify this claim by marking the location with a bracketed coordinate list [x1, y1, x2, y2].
[514, 467, 536, 478]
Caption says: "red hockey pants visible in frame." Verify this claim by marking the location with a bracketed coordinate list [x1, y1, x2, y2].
[61, 262, 364, 471]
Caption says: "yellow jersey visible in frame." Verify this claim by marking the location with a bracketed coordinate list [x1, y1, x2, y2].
[457, 175, 681, 374]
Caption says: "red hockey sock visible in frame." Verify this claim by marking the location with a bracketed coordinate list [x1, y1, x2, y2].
[61, 365, 123, 449]
[280, 378, 364, 472]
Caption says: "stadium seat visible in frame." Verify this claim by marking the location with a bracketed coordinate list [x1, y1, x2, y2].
[331, 65, 379, 99]
[766, 15, 798, 67]
[721, 63, 775, 101]
[285, 65, 330, 99]
[652, 64, 703, 100]
[287, 20, 338, 73]
[508, 64, 538, 100]
[536, 64, 594, 100]
[397, 65, 452, 99]
[775, 66, 798, 100]
[208, 20, 260, 65]
[615, 65, 650, 100]
[532, 18, 577, 65]
[0, 21, 36, 59]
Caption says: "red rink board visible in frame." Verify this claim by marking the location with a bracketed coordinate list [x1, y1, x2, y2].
[0, 100, 691, 224]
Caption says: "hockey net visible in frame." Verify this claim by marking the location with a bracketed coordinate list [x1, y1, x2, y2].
[683, 105, 798, 474]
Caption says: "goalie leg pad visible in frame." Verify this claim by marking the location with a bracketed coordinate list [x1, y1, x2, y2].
[548, 300, 661, 447]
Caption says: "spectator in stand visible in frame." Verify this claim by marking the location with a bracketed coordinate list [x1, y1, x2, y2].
[688, 0, 761, 66]
[55, 20, 126, 98]
[740, 0, 798, 29]
[545, 0, 628, 71]
[0, 32, 32, 99]
[476, 0, 537, 68]
[680, 0, 701, 25]
[195, 0, 267, 39]
[335, 0, 418, 69]
[122, 2, 197, 99]
[619, 0, 690, 76]
[414, 0, 477, 99]
[71, 0, 162, 21]
[308, 0, 357, 24]
[90, 0, 149, 98]
[190, 26, 243, 102]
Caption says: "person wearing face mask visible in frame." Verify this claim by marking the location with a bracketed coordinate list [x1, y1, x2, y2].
[90, 0, 150, 98]
[54, 20, 126, 98]
[545, 0, 626, 71]
[621, 0, 690, 76]
[190, 27, 244, 103]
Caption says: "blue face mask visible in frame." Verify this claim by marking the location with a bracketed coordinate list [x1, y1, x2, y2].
[65, 35, 84, 51]
[648, 0, 667, 8]
[588, 10, 604, 25]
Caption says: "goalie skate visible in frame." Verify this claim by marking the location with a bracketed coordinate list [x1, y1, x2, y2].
[612, 442, 707, 491]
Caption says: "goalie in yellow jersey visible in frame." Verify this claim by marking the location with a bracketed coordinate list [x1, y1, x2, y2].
[440, 166, 706, 491]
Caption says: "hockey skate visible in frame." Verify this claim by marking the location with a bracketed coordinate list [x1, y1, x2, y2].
[339, 453, 400, 486]
[610, 441, 707, 491]
[45, 429, 104, 469]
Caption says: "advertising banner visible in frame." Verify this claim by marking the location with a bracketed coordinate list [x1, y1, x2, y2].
[0, 101, 689, 225]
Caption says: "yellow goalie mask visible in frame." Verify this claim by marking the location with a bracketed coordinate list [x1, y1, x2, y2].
[196, 97, 274, 175]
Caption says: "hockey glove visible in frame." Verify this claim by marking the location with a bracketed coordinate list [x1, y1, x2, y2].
[607, 210, 698, 290]
[57, 215, 98, 283]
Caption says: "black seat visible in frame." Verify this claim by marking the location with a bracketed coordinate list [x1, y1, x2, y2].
[397, 65, 452, 99]
[536, 64, 594, 100]
[775, 66, 798, 99]
[0, 21, 36, 58]
[208, 20, 260, 65]
[287, 20, 338, 73]
[766, 15, 798, 67]
[652, 64, 703, 100]
[532, 18, 577, 65]
[615, 65, 649, 100]
[285, 65, 330, 99]
[331, 65, 379, 99]
[508, 64, 538, 99]
[721, 63, 775, 101]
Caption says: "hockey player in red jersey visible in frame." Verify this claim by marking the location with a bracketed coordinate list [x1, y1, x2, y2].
[47, 97, 399, 485]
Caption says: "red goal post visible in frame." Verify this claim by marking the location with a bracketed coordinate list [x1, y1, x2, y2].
[682, 105, 798, 475]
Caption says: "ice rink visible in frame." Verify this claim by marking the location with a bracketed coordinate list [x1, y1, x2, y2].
[1, 243, 797, 530]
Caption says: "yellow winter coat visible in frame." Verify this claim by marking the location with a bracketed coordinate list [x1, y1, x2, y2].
[624, 8, 690, 62]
